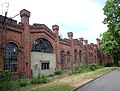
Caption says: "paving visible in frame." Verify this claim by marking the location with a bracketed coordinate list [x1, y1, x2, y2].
[76, 68, 120, 91]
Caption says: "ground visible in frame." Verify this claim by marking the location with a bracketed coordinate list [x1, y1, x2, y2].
[77, 67, 120, 91]
[16, 67, 116, 91]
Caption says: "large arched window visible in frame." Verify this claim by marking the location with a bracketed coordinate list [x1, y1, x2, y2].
[60, 51, 65, 69]
[79, 50, 82, 64]
[31, 38, 53, 53]
[66, 52, 70, 67]
[74, 49, 78, 64]
[4, 42, 18, 72]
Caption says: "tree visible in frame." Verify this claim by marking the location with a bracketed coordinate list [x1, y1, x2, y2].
[100, 0, 120, 66]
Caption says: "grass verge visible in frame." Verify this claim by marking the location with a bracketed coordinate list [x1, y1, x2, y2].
[82, 67, 116, 79]
[25, 67, 117, 91]
[32, 83, 72, 91]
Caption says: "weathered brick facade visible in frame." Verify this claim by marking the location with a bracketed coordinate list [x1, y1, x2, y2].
[0, 9, 113, 78]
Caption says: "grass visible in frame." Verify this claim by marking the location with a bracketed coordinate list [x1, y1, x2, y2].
[32, 83, 72, 91]
[21, 67, 117, 91]
[82, 67, 116, 79]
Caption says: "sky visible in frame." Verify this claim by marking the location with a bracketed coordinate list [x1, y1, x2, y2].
[0, 0, 107, 44]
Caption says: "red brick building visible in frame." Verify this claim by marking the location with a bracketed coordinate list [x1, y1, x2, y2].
[0, 9, 112, 78]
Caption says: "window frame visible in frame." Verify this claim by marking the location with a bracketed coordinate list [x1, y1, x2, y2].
[4, 42, 18, 72]
[79, 50, 82, 63]
[31, 38, 53, 53]
[74, 49, 78, 64]
[41, 62, 50, 70]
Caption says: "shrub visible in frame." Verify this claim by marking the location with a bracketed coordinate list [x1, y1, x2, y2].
[0, 70, 15, 91]
[78, 65, 88, 73]
[17, 78, 28, 87]
[38, 75, 48, 83]
[77, 67, 84, 73]
[96, 64, 104, 69]
[0, 81, 14, 91]
[31, 75, 48, 84]
[104, 63, 114, 67]
[79, 65, 86, 69]
[0, 70, 11, 82]
[68, 65, 86, 75]
[67, 71, 73, 76]
[71, 67, 78, 74]
[88, 64, 97, 71]
[54, 70, 63, 75]
[48, 74, 54, 77]
[31, 77, 38, 84]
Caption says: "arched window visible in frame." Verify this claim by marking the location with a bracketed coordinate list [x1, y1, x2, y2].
[4, 42, 18, 72]
[60, 51, 65, 69]
[74, 49, 78, 64]
[66, 52, 70, 67]
[79, 50, 82, 63]
[31, 38, 53, 53]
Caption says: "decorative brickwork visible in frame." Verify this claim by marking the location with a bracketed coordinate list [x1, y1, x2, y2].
[0, 9, 113, 78]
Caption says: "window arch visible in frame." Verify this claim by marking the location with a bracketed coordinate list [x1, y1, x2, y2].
[4, 42, 18, 72]
[31, 38, 53, 53]
[79, 50, 82, 63]
[74, 49, 78, 64]
[60, 51, 65, 69]
[66, 51, 70, 67]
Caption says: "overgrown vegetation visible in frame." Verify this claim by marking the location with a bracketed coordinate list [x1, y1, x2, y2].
[44, 64, 112, 77]
[31, 75, 48, 84]
[54, 70, 64, 75]
[17, 78, 28, 87]
[104, 62, 115, 67]
[31, 67, 116, 91]
[0, 63, 115, 91]
[67, 64, 104, 76]
[0, 69, 48, 91]
[0, 70, 14, 91]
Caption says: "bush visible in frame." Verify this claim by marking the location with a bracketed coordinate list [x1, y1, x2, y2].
[88, 64, 97, 71]
[31, 77, 37, 84]
[0, 70, 14, 91]
[48, 74, 54, 77]
[17, 78, 28, 87]
[31, 75, 48, 84]
[71, 67, 79, 74]
[77, 65, 88, 73]
[104, 63, 114, 67]
[67, 71, 73, 76]
[0, 81, 14, 91]
[38, 75, 48, 83]
[0, 70, 11, 82]
[54, 70, 63, 75]
[77, 67, 84, 73]
[67, 65, 87, 75]
[96, 64, 104, 69]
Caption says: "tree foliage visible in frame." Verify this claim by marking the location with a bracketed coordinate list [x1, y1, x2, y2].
[100, 0, 120, 64]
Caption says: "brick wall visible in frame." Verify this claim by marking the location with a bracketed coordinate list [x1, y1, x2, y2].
[0, 9, 113, 78]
